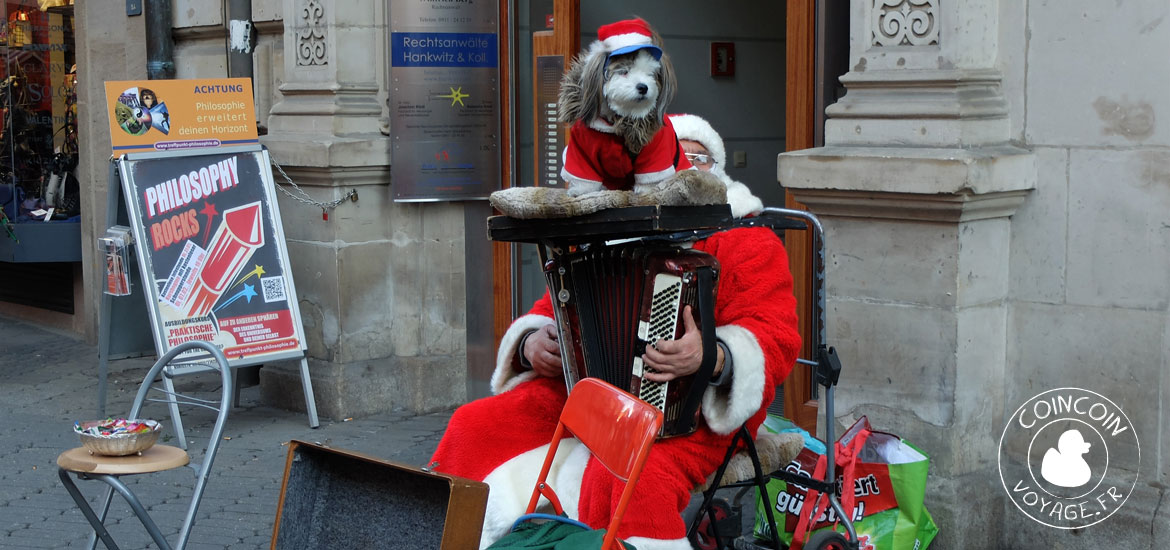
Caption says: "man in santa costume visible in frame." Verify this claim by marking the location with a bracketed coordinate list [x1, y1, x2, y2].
[431, 114, 800, 549]
[669, 113, 764, 219]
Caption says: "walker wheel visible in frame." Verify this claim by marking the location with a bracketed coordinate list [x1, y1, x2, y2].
[688, 498, 733, 550]
[804, 530, 854, 550]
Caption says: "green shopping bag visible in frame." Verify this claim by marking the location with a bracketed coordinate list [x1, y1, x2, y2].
[487, 514, 636, 550]
[753, 416, 938, 550]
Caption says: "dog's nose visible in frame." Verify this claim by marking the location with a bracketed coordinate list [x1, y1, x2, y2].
[636, 83, 648, 95]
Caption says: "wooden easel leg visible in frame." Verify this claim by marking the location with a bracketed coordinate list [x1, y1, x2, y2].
[299, 358, 319, 428]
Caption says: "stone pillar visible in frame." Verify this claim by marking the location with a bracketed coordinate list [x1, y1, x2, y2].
[779, 0, 1034, 546]
[75, 4, 148, 342]
[259, 0, 468, 418]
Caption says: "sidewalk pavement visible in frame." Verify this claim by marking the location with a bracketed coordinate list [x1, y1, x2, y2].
[0, 315, 452, 549]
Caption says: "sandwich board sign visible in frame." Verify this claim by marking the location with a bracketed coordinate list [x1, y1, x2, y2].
[100, 78, 318, 430]
[117, 148, 306, 364]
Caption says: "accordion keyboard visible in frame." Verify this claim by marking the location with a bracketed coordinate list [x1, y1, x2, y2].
[548, 243, 719, 437]
[637, 274, 684, 411]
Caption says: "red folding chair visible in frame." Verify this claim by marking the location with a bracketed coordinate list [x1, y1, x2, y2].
[524, 378, 664, 550]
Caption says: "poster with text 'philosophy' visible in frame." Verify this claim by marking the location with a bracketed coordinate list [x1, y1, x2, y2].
[104, 78, 259, 155]
[118, 148, 306, 366]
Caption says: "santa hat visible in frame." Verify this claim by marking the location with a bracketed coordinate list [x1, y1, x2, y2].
[670, 113, 764, 219]
[669, 113, 726, 170]
[597, 18, 662, 59]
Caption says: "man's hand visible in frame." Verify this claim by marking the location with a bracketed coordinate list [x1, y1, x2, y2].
[642, 306, 724, 382]
[522, 324, 564, 378]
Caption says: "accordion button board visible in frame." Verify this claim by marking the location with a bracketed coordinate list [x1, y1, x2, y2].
[546, 242, 719, 437]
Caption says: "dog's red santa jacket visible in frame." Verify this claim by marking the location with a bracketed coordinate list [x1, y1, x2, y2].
[431, 200, 801, 549]
[561, 116, 693, 192]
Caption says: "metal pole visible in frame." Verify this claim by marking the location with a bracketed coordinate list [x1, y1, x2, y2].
[225, 0, 254, 79]
[144, 0, 175, 79]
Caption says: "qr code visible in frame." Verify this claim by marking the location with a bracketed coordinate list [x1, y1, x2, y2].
[261, 276, 286, 303]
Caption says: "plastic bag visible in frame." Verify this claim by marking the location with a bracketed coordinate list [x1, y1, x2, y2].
[754, 416, 938, 550]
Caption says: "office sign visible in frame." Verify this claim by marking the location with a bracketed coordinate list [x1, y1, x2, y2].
[390, 0, 501, 201]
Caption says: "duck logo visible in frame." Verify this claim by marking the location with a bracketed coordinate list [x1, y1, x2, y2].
[998, 388, 1139, 529]
[1040, 429, 1092, 488]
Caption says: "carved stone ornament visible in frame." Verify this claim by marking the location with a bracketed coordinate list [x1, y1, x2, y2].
[297, 0, 327, 66]
[872, 0, 939, 47]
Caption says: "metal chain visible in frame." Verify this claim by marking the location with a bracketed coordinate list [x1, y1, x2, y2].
[269, 154, 357, 215]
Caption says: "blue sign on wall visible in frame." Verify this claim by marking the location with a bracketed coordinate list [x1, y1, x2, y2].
[391, 32, 498, 68]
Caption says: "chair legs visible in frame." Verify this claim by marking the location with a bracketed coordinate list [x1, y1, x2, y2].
[85, 486, 116, 550]
[58, 469, 120, 550]
[58, 468, 174, 550]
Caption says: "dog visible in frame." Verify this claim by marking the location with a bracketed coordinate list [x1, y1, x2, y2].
[486, 18, 727, 219]
[558, 18, 692, 197]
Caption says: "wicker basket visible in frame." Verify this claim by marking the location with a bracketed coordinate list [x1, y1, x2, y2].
[76, 420, 162, 456]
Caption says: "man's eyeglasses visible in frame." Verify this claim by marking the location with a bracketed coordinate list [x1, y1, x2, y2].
[685, 153, 715, 166]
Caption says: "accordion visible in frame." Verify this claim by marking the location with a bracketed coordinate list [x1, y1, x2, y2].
[544, 242, 720, 437]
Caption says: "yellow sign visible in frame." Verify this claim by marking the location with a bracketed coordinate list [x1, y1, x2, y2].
[104, 78, 258, 155]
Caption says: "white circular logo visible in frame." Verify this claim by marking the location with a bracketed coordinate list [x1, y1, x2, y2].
[998, 388, 1139, 529]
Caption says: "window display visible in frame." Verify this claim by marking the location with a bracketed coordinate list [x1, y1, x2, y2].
[0, 0, 77, 232]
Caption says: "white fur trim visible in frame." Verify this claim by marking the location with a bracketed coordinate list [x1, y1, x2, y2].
[703, 325, 766, 434]
[633, 165, 676, 185]
[549, 442, 590, 520]
[722, 177, 764, 219]
[562, 145, 605, 197]
[492, 313, 555, 394]
[623, 536, 693, 550]
[603, 32, 652, 52]
[587, 118, 616, 134]
[478, 438, 588, 548]
[668, 114, 726, 170]
[564, 177, 604, 197]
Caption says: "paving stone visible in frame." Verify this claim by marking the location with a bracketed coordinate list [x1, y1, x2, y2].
[0, 535, 67, 549]
[0, 315, 451, 549]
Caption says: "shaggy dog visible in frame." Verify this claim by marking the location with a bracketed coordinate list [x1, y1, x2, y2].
[486, 18, 726, 219]
[558, 18, 692, 196]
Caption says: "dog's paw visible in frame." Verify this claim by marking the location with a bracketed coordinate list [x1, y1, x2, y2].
[566, 180, 604, 197]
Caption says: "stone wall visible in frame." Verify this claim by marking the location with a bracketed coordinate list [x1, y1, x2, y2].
[161, 0, 471, 418]
[75, 3, 148, 343]
[1002, 0, 1170, 546]
[781, 0, 1168, 547]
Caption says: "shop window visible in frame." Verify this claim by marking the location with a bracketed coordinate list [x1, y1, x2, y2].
[0, 0, 80, 264]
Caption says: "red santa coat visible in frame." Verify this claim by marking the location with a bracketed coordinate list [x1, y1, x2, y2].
[431, 226, 800, 549]
[561, 117, 693, 194]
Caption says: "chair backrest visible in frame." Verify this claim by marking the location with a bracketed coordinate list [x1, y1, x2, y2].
[129, 340, 233, 550]
[526, 378, 662, 550]
[560, 378, 663, 482]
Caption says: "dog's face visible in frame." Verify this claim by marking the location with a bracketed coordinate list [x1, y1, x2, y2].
[602, 49, 661, 119]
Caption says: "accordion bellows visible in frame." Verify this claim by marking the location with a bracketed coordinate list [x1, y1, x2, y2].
[545, 242, 719, 437]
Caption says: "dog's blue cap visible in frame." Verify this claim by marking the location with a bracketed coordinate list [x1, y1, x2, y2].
[608, 44, 662, 60]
